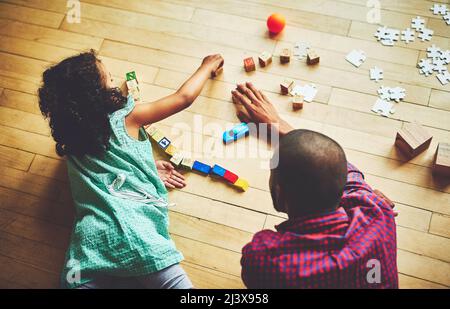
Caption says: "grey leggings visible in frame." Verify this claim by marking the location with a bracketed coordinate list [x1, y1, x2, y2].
[77, 264, 193, 289]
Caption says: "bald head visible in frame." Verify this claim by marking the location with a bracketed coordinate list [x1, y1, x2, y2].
[271, 130, 347, 217]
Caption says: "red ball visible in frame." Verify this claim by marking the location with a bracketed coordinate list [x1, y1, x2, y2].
[267, 13, 286, 34]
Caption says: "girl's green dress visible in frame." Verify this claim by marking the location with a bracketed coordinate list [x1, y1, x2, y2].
[61, 95, 183, 288]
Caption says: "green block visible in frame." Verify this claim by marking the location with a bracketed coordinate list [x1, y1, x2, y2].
[126, 71, 137, 81]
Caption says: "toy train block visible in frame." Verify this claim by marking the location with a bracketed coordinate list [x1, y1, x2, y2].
[433, 143, 450, 176]
[165, 144, 177, 156]
[395, 122, 432, 158]
[280, 48, 291, 64]
[244, 57, 256, 72]
[223, 123, 250, 144]
[292, 95, 304, 111]
[258, 52, 273, 67]
[234, 178, 249, 192]
[211, 164, 226, 177]
[192, 160, 212, 175]
[125, 71, 141, 103]
[280, 79, 294, 95]
[180, 158, 194, 170]
[170, 152, 184, 166]
[126, 71, 137, 81]
[223, 170, 239, 184]
[211, 66, 223, 78]
[306, 50, 320, 65]
[149, 129, 165, 143]
[158, 137, 171, 150]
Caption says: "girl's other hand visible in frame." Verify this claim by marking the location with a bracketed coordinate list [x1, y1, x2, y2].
[201, 54, 224, 75]
[156, 160, 186, 189]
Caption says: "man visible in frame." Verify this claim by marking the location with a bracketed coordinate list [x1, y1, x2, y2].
[231, 83, 398, 289]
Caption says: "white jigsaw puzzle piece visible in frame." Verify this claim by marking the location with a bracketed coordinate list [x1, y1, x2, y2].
[436, 70, 450, 85]
[430, 4, 447, 15]
[411, 16, 425, 31]
[372, 99, 394, 117]
[418, 28, 434, 42]
[427, 44, 442, 58]
[377, 86, 391, 100]
[417, 58, 434, 76]
[370, 67, 384, 82]
[389, 87, 406, 103]
[346, 50, 366, 67]
[444, 12, 450, 25]
[290, 84, 318, 102]
[401, 28, 415, 44]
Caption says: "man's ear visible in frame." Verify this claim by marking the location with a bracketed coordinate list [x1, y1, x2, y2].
[273, 184, 288, 214]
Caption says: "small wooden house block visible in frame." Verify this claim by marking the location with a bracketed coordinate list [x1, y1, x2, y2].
[395, 122, 432, 158]
[180, 158, 194, 170]
[292, 95, 304, 111]
[306, 50, 320, 65]
[280, 48, 291, 64]
[433, 143, 450, 176]
[165, 144, 177, 156]
[170, 152, 184, 166]
[243, 57, 256, 72]
[280, 79, 294, 95]
[258, 52, 272, 67]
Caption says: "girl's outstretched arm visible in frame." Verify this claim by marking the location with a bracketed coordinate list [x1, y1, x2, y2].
[126, 54, 224, 131]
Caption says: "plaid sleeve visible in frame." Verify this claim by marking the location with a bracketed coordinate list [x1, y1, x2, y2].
[343, 162, 373, 195]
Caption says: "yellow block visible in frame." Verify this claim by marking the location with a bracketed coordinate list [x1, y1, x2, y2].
[234, 178, 249, 192]
[165, 144, 177, 156]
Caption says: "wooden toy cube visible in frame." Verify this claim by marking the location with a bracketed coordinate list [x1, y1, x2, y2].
[433, 143, 450, 176]
[192, 161, 211, 175]
[244, 57, 256, 72]
[126, 71, 137, 81]
[165, 144, 177, 156]
[258, 52, 272, 67]
[234, 178, 249, 192]
[280, 79, 294, 95]
[211, 66, 223, 78]
[224, 170, 239, 184]
[280, 48, 291, 64]
[395, 122, 432, 158]
[158, 137, 171, 150]
[211, 164, 226, 177]
[292, 95, 304, 111]
[170, 152, 184, 166]
[180, 158, 194, 170]
[307, 50, 320, 65]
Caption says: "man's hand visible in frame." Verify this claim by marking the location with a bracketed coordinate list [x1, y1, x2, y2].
[231, 82, 294, 137]
[374, 189, 398, 217]
[201, 54, 224, 76]
[156, 160, 186, 189]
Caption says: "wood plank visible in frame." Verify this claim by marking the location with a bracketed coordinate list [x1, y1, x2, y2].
[0, 106, 50, 136]
[398, 249, 450, 286]
[429, 213, 450, 238]
[0, 72, 40, 94]
[0, 89, 41, 115]
[181, 261, 244, 289]
[429, 89, 450, 111]
[398, 273, 446, 289]
[29, 155, 66, 182]
[0, 18, 103, 51]
[0, 2, 64, 29]
[0, 145, 34, 171]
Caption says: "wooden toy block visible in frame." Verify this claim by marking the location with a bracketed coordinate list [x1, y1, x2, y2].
[258, 52, 272, 67]
[211, 66, 223, 78]
[433, 143, 450, 176]
[165, 144, 177, 156]
[149, 130, 165, 143]
[146, 126, 157, 136]
[180, 158, 194, 170]
[244, 57, 256, 72]
[224, 170, 239, 184]
[280, 48, 291, 64]
[192, 161, 211, 175]
[126, 78, 141, 103]
[280, 79, 294, 95]
[234, 178, 249, 192]
[292, 95, 304, 111]
[306, 50, 320, 65]
[170, 152, 184, 166]
[223, 123, 250, 144]
[158, 137, 171, 150]
[395, 122, 432, 158]
[211, 164, 226, 177]
[126, 71, 137, 81]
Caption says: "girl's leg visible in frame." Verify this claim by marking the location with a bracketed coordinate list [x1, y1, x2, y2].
[136, 264, 193, 289]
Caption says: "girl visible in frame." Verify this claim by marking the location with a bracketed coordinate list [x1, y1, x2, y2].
[38, 50, 224, 288]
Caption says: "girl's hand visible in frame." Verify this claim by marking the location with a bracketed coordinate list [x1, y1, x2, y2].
[156, 160, 186, 189]
[201, 54, 224, 75]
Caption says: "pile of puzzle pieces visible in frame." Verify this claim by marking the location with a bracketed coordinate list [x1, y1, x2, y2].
[147, 126, 249, 192]
[279, 78, 318, 110]
[417, 44, 450, 85]
[430, 3, 450, 25]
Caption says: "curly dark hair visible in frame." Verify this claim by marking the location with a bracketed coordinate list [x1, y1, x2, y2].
[38, 50, 126, 157]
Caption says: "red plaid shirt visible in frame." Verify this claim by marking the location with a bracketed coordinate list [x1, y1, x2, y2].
[241, 163, 398, 288]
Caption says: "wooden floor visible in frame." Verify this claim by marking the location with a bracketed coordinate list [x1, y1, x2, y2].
[0, 0, 449, 289]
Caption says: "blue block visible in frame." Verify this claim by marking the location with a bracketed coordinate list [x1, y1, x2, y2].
[211, 164, 226, 177]
[223, 123, 250, 144]
[192, 161, 211, 175]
